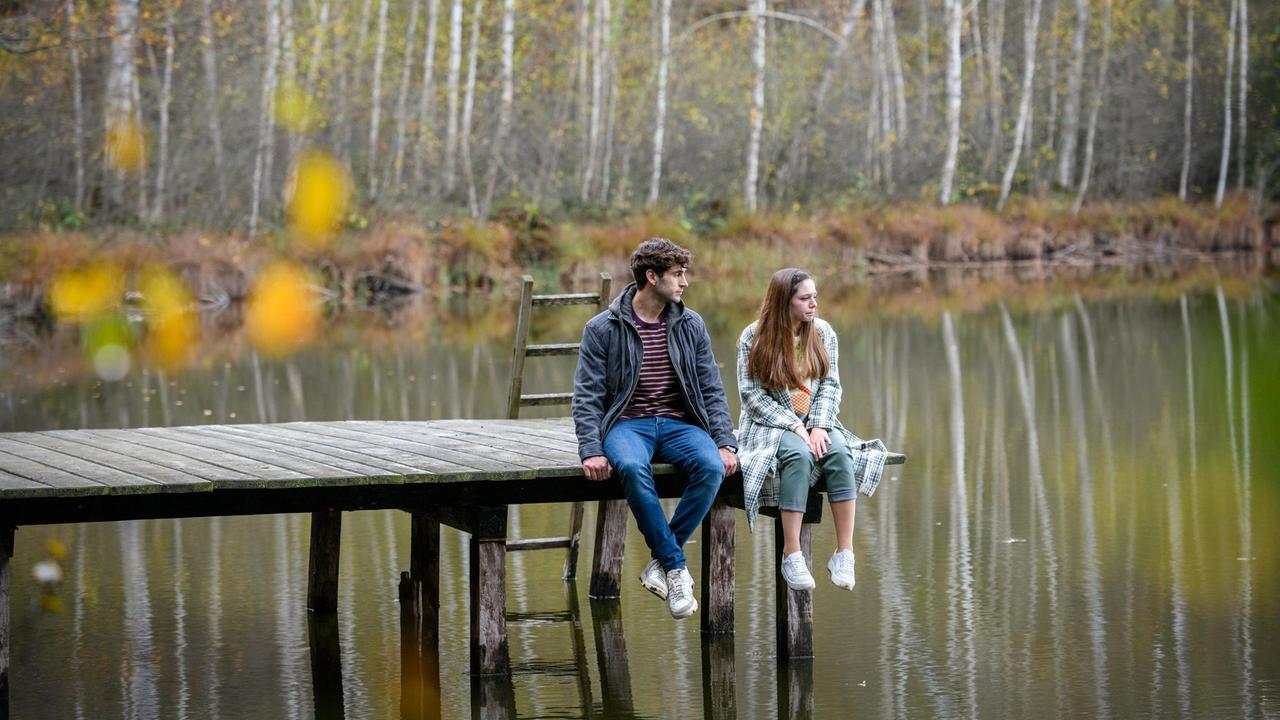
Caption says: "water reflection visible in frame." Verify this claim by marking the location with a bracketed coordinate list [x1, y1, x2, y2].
[2, 277, 1278, 719]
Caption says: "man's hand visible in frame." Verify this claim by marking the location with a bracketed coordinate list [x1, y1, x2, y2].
[719, 447, 738, 477]
[582, 455, 613, 482]
[807, 428, 830, 460]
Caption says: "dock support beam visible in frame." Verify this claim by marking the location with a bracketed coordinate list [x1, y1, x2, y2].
[469, 506, 509, 676]
[774, 519, 814, 660]
[1, 525, 12, 720]
[307, 510, 342, 613]
[700, 500, 735, 634]
[588, 499, 628, 599]
[402, 514, 441, 720]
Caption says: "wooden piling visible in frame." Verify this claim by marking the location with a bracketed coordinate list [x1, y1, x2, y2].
[469, 506, 510, 676]
[700, 500, 735, 634]
[0, 525, 12, 720]
[701, 635, 737, 720]
[307, 613, 344, 720]
[774, 519, 814, 660]
[588, 499, 628, 599]
[590, 600, 633, 714]
[306, 510, 342, 613]
[778, 658, 815, 719]
[403, 513, 441, 720]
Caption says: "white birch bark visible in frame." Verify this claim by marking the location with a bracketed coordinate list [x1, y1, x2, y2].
[885, 0, 909, 142]
[65, 0, 86, 210]
[337, 0, 374, 168]
[412, 0, 440, 189]
[918, 0, 930, 128]
[367, 0, 390, 199]
[1071, 0, 1112, 215]
[199, 0, 227, 205]
[250, 0, 281, 238]
[1178, 0, 1194, 201]
[132, 57, 147, 220]
[647, 0, 671, 206]
[151, 0, 176, 224]
[939, 0, 962, 205]
[300, 0, 331, 157]
[745, 0, 766, 212]
[1235, 0, 1247, 190]
[599, 47, 619, 204]
[278, 0, 298, 168]
[105, 0, 140, 209]
[389, 0, 422, 195]
[582, 0, 607, 201]
[460, 0, 484, 216]
[443, 0, 463, 193]
[985, 0, 1006, 174]
[1043, 0, 1061, 184]
[1057, 0, 1088, 188]
[1215, 0, 1237, 207]
[997, 0, 1044, 211]
[481, 0, 514, 216]
[577, 0, 590, 186]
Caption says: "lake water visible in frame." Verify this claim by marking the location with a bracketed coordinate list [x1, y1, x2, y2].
[1, 262, 1277, 719]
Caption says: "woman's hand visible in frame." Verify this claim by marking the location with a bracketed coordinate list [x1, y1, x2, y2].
[807, 427, 830, 460]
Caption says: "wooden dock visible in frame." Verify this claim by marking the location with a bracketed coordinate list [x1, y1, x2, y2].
[0, 417, 903, 714]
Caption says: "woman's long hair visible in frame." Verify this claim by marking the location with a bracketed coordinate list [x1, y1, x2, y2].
[746, 268, 829, 389]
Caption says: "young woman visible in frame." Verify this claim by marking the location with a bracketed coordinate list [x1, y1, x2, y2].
[736, 268, 890, 591]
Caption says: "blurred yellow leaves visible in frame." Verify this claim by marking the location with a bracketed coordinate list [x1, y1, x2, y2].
[49, 262, 123, 322]
[275, 83, 322, 133]
[139, 265, 196, 371]
[246, 261, 320, 356]
[105, 114, 147, 175]
[287, 150, 350, 248]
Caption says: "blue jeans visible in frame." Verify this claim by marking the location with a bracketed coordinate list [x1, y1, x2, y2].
[602, 417, 724, 572]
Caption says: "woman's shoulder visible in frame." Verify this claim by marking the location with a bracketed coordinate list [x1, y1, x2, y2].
[738, 321, 759, 344]
[813, 317, 836, 337]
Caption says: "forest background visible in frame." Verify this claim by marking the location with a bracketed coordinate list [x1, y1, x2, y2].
[1, 0, 1278, 292]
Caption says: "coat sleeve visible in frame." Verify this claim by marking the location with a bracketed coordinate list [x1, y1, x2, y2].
[572, 320, 610, 460]
[737, 325, 803, 430]
[692, 317, 739, 450]
[807, 320, 843, 430]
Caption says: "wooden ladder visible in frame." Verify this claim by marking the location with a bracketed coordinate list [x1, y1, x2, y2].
[505, 272, 611, 579]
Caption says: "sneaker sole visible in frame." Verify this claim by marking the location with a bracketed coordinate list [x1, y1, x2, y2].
[640, 574, 668, 600]
[783, 577, 816, 591]
[827, 562, 855, 590]
[669, 597, 698, 619]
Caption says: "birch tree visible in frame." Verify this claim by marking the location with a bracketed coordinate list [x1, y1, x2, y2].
[249, 0, 281, 238]
[1215, 0, 1237, 207]
[1057, 0, 1089, 187]
[366, 0, 390, 199]
[389, 0, 422, 195]
[582, 0, 610, 201]
[482, 0, 515, 217]
[65, 0, 86, 211]
[939, 0, 962, 205]
[411, 0, 441, 191]
[1236, 0, 1247, 189]
[647, 0, 671, 206]
[1179, 0, 1194, 201]
[984, 0, 1006, 175]
[998, 0, 1045, 210]
[1071, 0, 1112, 214]
[151, 0, 176, 224]
[442, 0, 463, 193]
[105, 0, 141, 210]
[745, 0, 766, 212]
[460, 0, 484, 216]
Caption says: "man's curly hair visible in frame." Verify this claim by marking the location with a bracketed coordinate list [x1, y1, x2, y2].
[629, 238, 692, 287]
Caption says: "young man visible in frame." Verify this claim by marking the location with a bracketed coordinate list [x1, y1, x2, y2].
[572, 238, 739, 619]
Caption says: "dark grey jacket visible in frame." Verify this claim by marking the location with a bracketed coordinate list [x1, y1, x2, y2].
[572, 282, 738, 460]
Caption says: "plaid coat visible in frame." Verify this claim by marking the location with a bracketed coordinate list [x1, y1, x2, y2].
[736, 318, 889, 530]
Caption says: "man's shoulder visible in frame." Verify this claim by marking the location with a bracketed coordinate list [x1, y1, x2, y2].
[583, 308, 617, 334]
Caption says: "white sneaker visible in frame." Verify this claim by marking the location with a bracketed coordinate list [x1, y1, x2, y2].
[639, 558, 668, 600]
[780, 551, 816, 591]
[828, 550, 856, 590]
[665, 567, 698, 619]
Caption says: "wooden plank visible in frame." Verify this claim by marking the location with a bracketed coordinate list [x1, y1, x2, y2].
[530, 292, 600, 306]
[221, 425, 427, 476]
[0, 448, 107, 494]
[588, 499, 629, 599]
[271, 424, 481, 475]
[524, 343, 580, 357]
[506, 276, 535, 419]
[423, 420, 582, 455]
[307, 510, 342, 613]
[506, 536, 572, 551]
[0, 436, 161, 490]
[124, 427, 314, 482]
[198, 425, 391, 477]
[6, 432, 206, 487]
[335, 423, 543, 474]
[0, 469, 52, 492]
[774, 520, 814, 660]
[159, 426, 366, 480]
[519, 393, 574, 407]
[55, 429, 257, 483]
[561, 500, 585, 579]
[700, 501, 735, 634]
[469, 507, 510, 676]
[381, 424, 580, 475]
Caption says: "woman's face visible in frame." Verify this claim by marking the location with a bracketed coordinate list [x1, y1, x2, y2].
[789, 278, 817, 326]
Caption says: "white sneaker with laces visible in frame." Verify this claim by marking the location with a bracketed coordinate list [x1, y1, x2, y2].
[639, 558, 668, 600]
[665, 567, 698, 619]
[828, 549, 856, 590]
[780, 551, 816, 591]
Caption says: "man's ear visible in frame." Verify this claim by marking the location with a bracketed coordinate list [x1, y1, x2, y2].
[645, 268, 659, 287]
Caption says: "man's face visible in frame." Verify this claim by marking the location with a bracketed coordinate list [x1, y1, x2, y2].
[649, 264, 689, 304]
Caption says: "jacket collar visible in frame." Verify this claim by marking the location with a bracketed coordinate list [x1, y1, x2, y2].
[609, 281, 686, 325]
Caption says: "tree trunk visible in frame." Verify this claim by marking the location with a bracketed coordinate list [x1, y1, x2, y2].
[151, 0, 176, 224]
[1215, 0, 1237, 208]
[198, 0, 227, 209]
[250, 0, 282, 238]
[1071, 0, 1112, 214]
[481, 0, 514, 217]
[301, 0, 332, 156]
[997, 0, 1044, 211]
[1057, 0, 1088, 188]
[279, 0, 297, 171]
[1178, 0, 1193, 201]
[744, 0, 766, 212]
[443, 0, 464, 194]
[389, 0, 422, 197]
[65, 0, 86, 211]
[872, 0, 894, 186]
[647, 0, 671, 206]
[105, 0, 141, 212]
[412, 0, 440, 191]
[1042, 0, 1061, 190]
[939, 0, 962, 205]
[367, 0, 390, 200]
[582, 0, 608, 202]
[984, 0, 1007, 177]
[1235, 0, 1247, 190]
[918, 0, 930, 131]
[577, 0, 590, 189]
[885, 0, 909, 144]
[460, 0, 484, 217]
